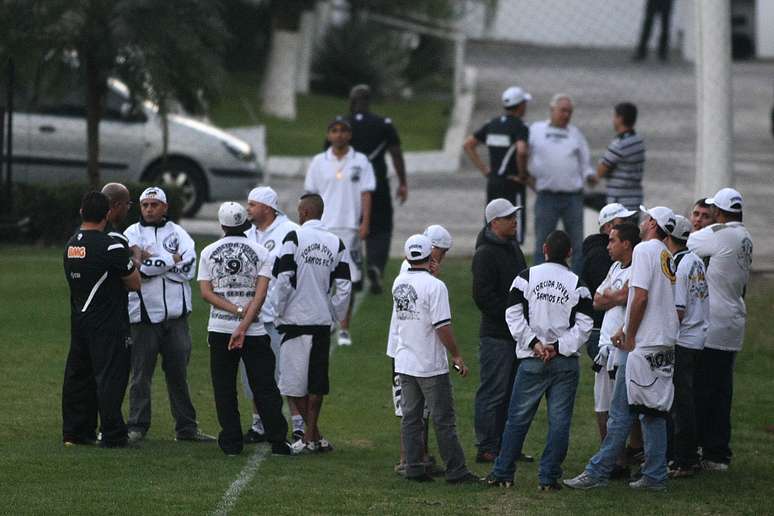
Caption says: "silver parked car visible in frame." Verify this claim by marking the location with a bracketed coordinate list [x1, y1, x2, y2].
[10, 78, 260, 216]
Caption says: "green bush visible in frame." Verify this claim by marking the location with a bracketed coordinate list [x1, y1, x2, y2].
[1, 181, 184, 245]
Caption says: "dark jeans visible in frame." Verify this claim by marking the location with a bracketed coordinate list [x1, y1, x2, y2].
[209, 332, 288, 455]
[400, 373, 470, 480]
[695, 347, 736, 464]
[492, 356, 579, 484]
[533, 190, 584, 274]
[636, 0, 673, 59]
[128, 318, 198, 437]
[366, 230, 391, 275]
[474, 336, 519, 454]
[487, 177, 526, 244]
[62, 324, 130, 446]
[668, 346, 701, 467]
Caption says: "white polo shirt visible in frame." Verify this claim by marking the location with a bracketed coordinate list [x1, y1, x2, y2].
[673, 249, 709, 350]
[687, 221, 753, 352]
[388, 269, 452, 378]
[624, 239, 678, 350]
[197, 236, 273, 336]
[304, 147, 376, 231]
[528, 120, 594, 192]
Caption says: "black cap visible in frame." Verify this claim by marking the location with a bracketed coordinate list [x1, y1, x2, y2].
[327, 115, 352, 131]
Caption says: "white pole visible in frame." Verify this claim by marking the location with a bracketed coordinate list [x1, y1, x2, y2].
[694, 0, 734, 198]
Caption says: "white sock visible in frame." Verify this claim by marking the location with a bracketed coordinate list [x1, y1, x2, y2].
[292, 415, 304, 433]
[251, 415, 265, 434]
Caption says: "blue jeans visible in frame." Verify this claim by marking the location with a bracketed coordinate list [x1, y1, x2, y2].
[533, 190, 584, 274]
[586, 356, 668, 483]
[491, 356, 579, 484]
[474, 336, 519, 454]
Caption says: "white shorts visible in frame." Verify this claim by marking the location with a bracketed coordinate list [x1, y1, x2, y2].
[593, 369, 614, 413]
[278, 331, 330, 397]
[330, 228, 362, 284]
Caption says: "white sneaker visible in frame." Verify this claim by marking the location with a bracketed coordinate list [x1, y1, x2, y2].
[290, 440, 318, 455]
[127, 430, 144, 444]
[701, 460, 729, 472]
[317, 437, 334, 452]
[338, 330, 352, 346]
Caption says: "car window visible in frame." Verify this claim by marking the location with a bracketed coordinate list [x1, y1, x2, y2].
[32, 70, 86, 118]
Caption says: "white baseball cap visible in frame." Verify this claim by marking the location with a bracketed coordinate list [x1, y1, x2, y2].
[139, 186, 167, 204]
[248, 186, 280, 211]
[669, 214, 692, 241]
[423, 225, 453, 250]
[502, 86, 532, 108]
[404, 234, 432, 261]
[706, 187, 743, 213]
[218, 202, 248, 227]
[640, 205, 676, 234]
[485, 198, 522, 224]
[598, 202, 637, 227]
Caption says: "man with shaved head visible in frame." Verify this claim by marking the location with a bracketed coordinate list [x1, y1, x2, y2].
[101, 183, 132, 245]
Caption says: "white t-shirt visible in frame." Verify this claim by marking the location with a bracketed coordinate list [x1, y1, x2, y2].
[624, 239, 679, 350]
[528, 120, 594, 192]
[197, 236, 273, 336]
[245, 215, 300, 321]
[304, 147, 376, 231]
[597, 261, 632, 366]
[388, 269, 452, 378]
[687, 222, 752, 352]
[673, 249, 709, 350]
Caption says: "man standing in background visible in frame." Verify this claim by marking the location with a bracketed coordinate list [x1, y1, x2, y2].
[596, 102, 645, 211]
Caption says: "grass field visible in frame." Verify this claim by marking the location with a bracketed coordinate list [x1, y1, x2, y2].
[1, 245, 773, 515]
[208, 72, 451, 155]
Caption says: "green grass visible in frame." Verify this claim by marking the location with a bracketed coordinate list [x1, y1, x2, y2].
[209, 71, 451, 155]
[2, 246, 773, 515]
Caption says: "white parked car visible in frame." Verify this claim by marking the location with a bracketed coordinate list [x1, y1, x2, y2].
[10, 78, 260, 216]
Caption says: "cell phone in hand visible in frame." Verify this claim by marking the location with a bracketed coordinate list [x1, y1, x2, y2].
[452, 363, 462, 374]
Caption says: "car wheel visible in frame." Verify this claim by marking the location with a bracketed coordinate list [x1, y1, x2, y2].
[146, 159, 207, 217]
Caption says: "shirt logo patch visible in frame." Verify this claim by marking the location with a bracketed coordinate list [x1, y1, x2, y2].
[393, 284, 420, 320]
[264, 240, 275, 252]
[67, 246, 86, 259]
[660, 250, 676, 284]
[163, 233, 180, 254]
[351, 166, 361, 182]
[737, 237, 753, 271]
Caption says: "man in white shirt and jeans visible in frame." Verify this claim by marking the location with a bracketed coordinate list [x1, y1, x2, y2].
[389, 234, 478, 484]
[687, 187, 752, 471]
[529, 94, 595, 273]
[304, 117, 376, 347]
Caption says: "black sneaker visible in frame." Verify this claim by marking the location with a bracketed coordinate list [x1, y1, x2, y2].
[244, 428, 266, 444]
[271, 441, 293, 456]
[367, 266, 383, 295]
[176, 429, 216, 442]
[539, 482, 562, 491]
[292, 429, 305, 443]
[484, 473, 513, 488]
[406, 473, 434, 483]
[447, 472, 483, 485]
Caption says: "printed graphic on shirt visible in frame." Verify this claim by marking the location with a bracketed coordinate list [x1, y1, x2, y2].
[209, 242, 260, 289]
[660, 250, 676, 284]
[350, 165, 362, 182]
[531, 279, 571, 304]
[642, 348, 675, 374]
[393, 283, 420, 320]
[163, 232, 179, 254]
[264, 239, 276, 252]
[300, 242, 336, 267]
[686, 260, 708, 300]
[738, 237, 753, 271]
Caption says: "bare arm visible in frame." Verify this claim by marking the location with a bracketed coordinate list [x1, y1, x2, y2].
[593, 281, 629, 311]
[596, 161, 613, 179]
[199, 280, 243, 316]
[121, 269, 141, 292]
[388, 144, 408, 204]
[359, 191, 372, 240]
[622, 286, 648, 351]
[463, 136, 490, 177]
[677, 308, 685, 323]
[435, 324, 468, 377]
[229, 276, 269, 350]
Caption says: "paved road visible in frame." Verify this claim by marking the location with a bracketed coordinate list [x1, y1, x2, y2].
[184, 42, 774, 271]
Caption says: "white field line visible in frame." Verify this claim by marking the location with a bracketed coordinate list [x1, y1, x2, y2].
[213, 290, 366, 515]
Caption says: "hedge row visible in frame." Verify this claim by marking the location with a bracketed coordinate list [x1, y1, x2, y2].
[1, 182, 184, 245]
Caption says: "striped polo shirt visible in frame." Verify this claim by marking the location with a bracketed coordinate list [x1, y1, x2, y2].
[601, 130, 645, 210]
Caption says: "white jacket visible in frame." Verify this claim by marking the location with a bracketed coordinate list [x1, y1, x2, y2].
[124, 219, 196, 324]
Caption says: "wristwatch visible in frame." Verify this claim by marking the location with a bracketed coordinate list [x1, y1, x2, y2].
[236, 305, 244, 318]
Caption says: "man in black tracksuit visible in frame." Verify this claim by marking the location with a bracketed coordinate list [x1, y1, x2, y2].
[471, 198, 528, 463]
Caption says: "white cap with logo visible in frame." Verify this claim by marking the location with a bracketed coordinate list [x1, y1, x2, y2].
[248, 186, 280, 211]
[502, 86, 532, 108]
[404, 234, 432, 261]
[485, 198, 522, 224]
[669, 214, 692, 241]
[218, 202, 248, 227]
[706, 187, 743, 213]
[423, 225, 453, 250]
[640, 205, 676, 234]
[139, 186, 167, 204]
[598, 202, 637, 227]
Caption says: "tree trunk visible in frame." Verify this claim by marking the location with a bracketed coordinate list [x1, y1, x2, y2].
[262, 29, 300, 119]
[84, 52, 103, 189]
[295, 10, 316, 94]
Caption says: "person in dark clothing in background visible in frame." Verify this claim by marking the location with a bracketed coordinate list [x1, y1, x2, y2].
[471, 198, 531, 464]
[633, 0, 674, 62]
[347, 84, 408, 294]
